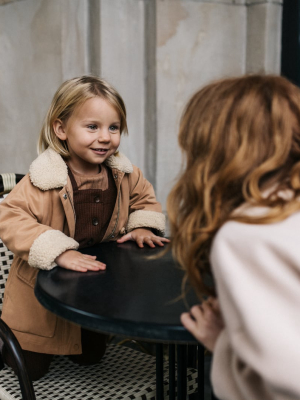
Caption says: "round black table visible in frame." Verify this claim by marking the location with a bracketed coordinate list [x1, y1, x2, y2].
[35, 241, 199, 344]
[34, 241, 206, 400]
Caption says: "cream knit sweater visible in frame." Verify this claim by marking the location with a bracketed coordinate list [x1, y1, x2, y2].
[210, 210, 300, 400]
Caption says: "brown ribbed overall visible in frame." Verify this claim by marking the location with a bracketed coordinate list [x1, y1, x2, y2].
[3, 166, 117, 381]
[68, 166, 117, 249]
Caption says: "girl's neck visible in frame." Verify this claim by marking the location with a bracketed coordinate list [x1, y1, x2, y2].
[67, 160, 101, 176]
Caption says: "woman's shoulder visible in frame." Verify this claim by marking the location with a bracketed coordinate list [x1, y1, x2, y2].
[217, 209, 300, 239]
[212, 209, 300, 264]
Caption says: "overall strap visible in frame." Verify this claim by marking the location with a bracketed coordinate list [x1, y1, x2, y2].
[67, 167, 79, 191]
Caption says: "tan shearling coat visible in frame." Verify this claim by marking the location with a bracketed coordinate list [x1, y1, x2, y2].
[0, 148, 165, 355]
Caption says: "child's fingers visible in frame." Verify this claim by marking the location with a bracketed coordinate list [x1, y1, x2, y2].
[82, 254, 97, 259]
[81, 260, 106, 271]
[78, 254, 106, 269]
[117, 229, 170, 248]
[149, 237, 169, 247]
[116, 231, 169, 248]
[70, 263, 106, 272]
[117, 233, 132, 243]
[140, 236, 170, 247]
[136, 237, 145, 248]
[143, 237, 156, 248]
[59, 252, 106, 272]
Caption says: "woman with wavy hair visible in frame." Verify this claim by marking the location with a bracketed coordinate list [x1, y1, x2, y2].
[168, 75, 300, 400]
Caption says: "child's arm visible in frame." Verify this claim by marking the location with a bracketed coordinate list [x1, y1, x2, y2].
[0, 175, 105, 272]
[119, 165, 168, 247]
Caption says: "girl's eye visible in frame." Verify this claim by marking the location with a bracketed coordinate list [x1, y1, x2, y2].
[87, 124, 97, 130]
[109, 125, 120, 132]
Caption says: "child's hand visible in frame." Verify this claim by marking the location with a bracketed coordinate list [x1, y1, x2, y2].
[55, 250, 106, 272]
[181, 297, 224, 352]
[117, 228, 170, 248]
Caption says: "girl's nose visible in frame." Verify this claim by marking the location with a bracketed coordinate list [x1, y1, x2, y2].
[98, 129, 110, 142]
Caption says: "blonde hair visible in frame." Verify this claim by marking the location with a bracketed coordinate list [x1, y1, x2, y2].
[167, 75, 300, 298]
[38, 76, 128, 156]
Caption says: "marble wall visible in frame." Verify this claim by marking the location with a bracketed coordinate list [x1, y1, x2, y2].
[0, 0, 283, 220]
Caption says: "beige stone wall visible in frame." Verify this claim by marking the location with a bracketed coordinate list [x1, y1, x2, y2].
[0, 0, 22, 5]
[0, 0, 283, 220]
[0, 0, 89, 173]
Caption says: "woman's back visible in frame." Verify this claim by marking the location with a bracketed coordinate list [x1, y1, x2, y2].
[168, 74, 300, 400]
[211, 209, 300, 399]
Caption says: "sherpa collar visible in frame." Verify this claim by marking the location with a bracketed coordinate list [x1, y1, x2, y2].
[29, 147, 133, 191]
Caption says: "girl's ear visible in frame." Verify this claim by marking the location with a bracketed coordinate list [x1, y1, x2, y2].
[53, 119, 67, 141]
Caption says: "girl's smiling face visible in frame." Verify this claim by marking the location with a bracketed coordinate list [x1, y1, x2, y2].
[53, 96, 121, 175]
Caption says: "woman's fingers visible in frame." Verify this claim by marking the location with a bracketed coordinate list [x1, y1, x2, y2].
[208, 297, 221, 312]
[202, 298, 224, 327]
[180, 312, 199, 337]
[181, 308, 207, 342]
[190, 304, 204, 320]
[181, 300, 224, 351]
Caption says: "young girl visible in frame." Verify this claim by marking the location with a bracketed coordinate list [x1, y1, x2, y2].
[168, 75, 300, 400]
[0, 75, 169, 380]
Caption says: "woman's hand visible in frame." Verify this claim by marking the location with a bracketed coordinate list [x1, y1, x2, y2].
[181, 297, 224, 352]
[55, 250, 106, 272]
[117, 228, 170, 248]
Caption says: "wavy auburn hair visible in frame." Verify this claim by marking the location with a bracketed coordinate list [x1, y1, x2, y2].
[167, 75, 300, 298]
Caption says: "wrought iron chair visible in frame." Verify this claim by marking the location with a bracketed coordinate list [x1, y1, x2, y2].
[0, 173, 199, 400]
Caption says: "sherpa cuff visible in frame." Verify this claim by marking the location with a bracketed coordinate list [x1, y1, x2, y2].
[127, 210, 165, 236]
[28, 230, 79, 270]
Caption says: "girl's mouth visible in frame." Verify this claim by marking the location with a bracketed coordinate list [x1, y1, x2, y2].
[91, 148, 109, 155]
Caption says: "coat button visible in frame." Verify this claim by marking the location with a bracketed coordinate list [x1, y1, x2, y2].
[63, 194, 67, 200]
[92, 218, 99, 226]
[94, 196, 100, 203]
[87, 238, 94, 246]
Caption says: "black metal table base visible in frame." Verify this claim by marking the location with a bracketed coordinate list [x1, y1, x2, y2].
[155, 343, 218, 400]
